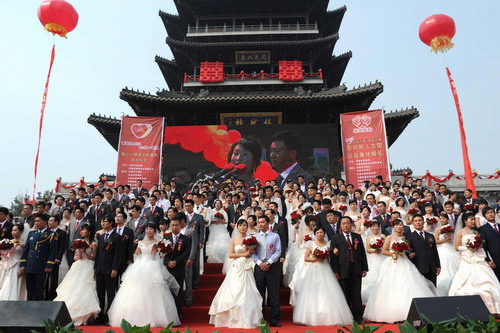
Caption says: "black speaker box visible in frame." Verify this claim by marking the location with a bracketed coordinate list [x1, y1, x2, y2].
[0, 301, 72, 333]
[406, 295, 490, 328]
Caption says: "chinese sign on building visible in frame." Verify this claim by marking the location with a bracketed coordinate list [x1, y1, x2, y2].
[235, 50, 271, 64]
[116, 116, 164, 188]
[220, 112, 282, 126]
[340, 110, 390, 188]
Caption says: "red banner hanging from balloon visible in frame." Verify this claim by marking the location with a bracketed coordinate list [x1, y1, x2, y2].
[32, 45, 56, 201]
[340, 109, 391, 188]
[446, 67, 477, 198]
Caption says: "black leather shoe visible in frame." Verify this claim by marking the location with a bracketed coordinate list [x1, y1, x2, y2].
[270, 323, 281, 327]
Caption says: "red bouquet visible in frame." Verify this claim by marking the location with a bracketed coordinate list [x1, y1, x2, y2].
[71, 239, 89, 250]
[312, 247, 330, 260]
[247, 187, 257, 192]
[251, 193, 259, 198]
[425, 217, 438, 226]
[338, 205, 347, 211]
[0, 239, 14, 251]
[407, 208, 419, 215]
[304, 235, 313, 242]
[152, 239, 173, 254]
[463, 203, 476, 211]
[285, 189, 293, 194]
[291, 211, 302, 225]
[440, 225, 454, 235]
[466, 234, 483, 251]
[418, 199, 427, 206]
[214, 213, 225, 221]
[242, 235, 258, 248]
[370, 237, 384, 250]
[390, 239, 409, 260]
[363, 219, 372, 228]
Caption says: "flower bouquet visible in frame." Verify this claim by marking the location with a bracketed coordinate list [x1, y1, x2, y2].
[0, 239, 14, 251]
[425, 217, 438, 226]
[242, 235, 258, 248]
[370, 237, 384, 251]
[407, 208, 419, 215]
[291, 211, 302, 225]
[71, 239, 89, 250]
[440, 225, 454, 235]
[304, 235, 313, 242]
[466, 234, 483, 251]
[311, 247, 330, 260]
[390, 239, 409, 260]
[152, 239, 173, 255]
[214, 213, 225, 221]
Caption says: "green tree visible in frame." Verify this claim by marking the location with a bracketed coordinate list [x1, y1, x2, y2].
[10, 193, 30, 216]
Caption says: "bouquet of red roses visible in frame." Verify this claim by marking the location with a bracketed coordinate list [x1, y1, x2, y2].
[463, 203, 476, 211]
[304, 235, 313, 242]
[370, 237, 384, 250]
[425, 217, 438, 226]
[390, 239, 409, 260]
[214, 213, 225, 221]
[71, 239, 89, 250]
[466, 234, 483, 251]
[407, 208, 419, 215]
[242, 235, 258, 248]
[363, 219, 372, 228]
[312, 247, 330, 260]
[338, 205, 347, 211]
[440, 225, 454, 235]
[0, 239, 14, 251]
[152, 239, 173, 255]
[291, 211, 302, 225]
[285, 189, 293, 194]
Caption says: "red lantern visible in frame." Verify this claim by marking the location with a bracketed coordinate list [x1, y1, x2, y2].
[419, 14, 456, 53]
[38, 0, 79, 38]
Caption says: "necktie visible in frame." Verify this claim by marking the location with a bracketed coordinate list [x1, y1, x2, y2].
[331, 224, 336, 234]
[420, 231, 425, 241]
[75, 220, 79, 229]
[493, 224, 499, 234]
[118, 227, 122, 235]
[95, 205, 100, 222]
[173, 235, 178, 247]
[346, 234, 354, 263]
[260, 233, 267, 260]
[270, 225, 273, 232]
[104, 233, 109, 243]
[450, 214, 455, 225]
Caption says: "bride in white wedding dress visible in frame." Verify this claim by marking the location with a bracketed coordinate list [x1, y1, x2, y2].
[209, 220, 262, 329]
[108, 223, 180, 327]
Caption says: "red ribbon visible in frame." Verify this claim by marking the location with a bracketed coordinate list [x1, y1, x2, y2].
[33, 45, 56, 201]
[446, 67, 477, 198]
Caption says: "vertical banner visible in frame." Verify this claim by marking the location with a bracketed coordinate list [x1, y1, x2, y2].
[446, 67, 477, 198]
[340, 110, 390, 188]
[116, 116, 164, 188]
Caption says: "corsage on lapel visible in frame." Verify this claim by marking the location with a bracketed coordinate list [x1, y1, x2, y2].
[354, 238, 359, 250]
[177, 239, 183, 251]
[269, 243, 274, 254]
[428, 237, 434, 248]
[105, 238, 113, 251]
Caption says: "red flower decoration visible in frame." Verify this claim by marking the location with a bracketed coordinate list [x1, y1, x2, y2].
[304, 235, 313, 242]
[466, 234, 483, 251]
[440, 225, 454, 235]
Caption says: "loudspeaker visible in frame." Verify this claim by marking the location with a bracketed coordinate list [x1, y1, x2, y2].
[0, 301, 72, 333]
[406, 296, 490, 328]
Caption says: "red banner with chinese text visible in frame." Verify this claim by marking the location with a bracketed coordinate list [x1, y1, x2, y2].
[116, 116, 164, 188]
[340, 110, 390, 188]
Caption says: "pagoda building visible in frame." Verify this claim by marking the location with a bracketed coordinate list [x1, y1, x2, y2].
[89, 0, 418, 153]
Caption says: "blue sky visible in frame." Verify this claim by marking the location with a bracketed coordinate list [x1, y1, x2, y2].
[1, 1, 498, 207]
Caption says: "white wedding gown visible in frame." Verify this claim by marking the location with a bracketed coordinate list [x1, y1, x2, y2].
[364, 237, 436, 323]
[448, 233, 500, 314]
[283, 231, 313, 287]
[291, 242, 352, 326]
[361, 237, 385, 304]
[0, 245, 27, 301]
[209, 244, 263, 329]
[54, 247, 100, 325]
[436, 234, 460, 296]
[108, 241, 180, 327]
[206, 223, 231, 263]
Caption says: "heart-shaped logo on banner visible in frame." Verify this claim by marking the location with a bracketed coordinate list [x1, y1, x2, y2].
[352, 115, 372, 129]
[131, 123, 153, 139]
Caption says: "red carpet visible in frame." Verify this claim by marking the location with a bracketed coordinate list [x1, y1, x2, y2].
[78, 263, 399, 332]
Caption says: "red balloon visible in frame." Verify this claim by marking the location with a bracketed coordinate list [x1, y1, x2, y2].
[38, 0, 79, 38]
[419, 14, 456, 53]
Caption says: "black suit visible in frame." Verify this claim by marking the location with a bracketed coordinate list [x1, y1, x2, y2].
[45, 228, 67, 300]
[133, 187, 147, 198]
[164, 233, 191, 317]
[407, 230, 441, 286]
[226, 204, 244, 233]
[324, 222, 339, 240]
[270, 217, 288, 259]
[330, 232, 368, 322]
[94, 230, 123, 321]
[116, 226, 134, 284]
[90, 205, 111, 231]
[275, 163, 315, 190]
[143, 206, 164, 227]
[105, 199, 119, 215]
[0, 221, 14, 240]
[479, 222, 500, 281]
[373, 213, 392, 236]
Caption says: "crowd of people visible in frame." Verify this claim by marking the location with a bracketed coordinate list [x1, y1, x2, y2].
[0, 174, 500, 327]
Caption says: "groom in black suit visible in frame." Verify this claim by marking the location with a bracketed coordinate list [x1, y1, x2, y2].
[479, 207, 500, 281]
[164, 216, 191, 319]
[94, 215, 123, 324]
[269, 130, 315, 189]
[330, 216, 368, 324]
[407, 214, 441, 286]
